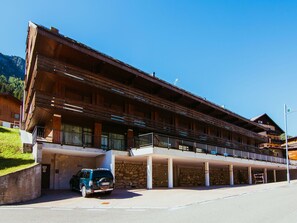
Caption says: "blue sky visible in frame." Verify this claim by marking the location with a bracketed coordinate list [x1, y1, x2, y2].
[1, 0, 297, 135]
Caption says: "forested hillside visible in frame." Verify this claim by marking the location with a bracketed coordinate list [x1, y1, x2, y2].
[0, 53, 25, 100]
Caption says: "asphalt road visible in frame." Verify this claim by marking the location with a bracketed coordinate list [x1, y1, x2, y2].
[1, 183, 297, 223]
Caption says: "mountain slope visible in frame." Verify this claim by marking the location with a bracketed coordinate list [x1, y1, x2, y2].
[0, 53, 25, 80]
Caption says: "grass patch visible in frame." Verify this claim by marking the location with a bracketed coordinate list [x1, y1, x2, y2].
[0, 126, 35, 176]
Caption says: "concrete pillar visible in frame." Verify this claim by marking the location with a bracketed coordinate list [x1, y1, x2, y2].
[52, 114, 61, 144]
[273, 170, 277, 182]
[94, 122, 102, 148]
[264, 168, 268, 183]
[147, 155, 153, 189]
[229, 164, 234, 186]
[33, 142, 42, 163]
[248, 166, 252, 185]
[168, 158, 173, 188]
[205, 162, 210, 187]
[110, 154, 115, 180]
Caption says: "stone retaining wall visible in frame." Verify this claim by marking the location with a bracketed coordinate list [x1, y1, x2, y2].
[153, 164, 168, 187]
[0, 164, 41, 205]
[178, 167, 204, 186]
[115, 161, 146, 189]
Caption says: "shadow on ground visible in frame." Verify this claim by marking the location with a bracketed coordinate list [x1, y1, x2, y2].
[18, 189, 142, 205]
[0, 128, 11, 133]
[0, 158, 34, 170]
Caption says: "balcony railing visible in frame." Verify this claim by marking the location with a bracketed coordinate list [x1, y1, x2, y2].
[136, 133, 289, 165]
[32, 126, 126, 151]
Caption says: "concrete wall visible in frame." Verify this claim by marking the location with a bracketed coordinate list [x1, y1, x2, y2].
[42, 154, 96, 189]
[0, 164, 41, 205]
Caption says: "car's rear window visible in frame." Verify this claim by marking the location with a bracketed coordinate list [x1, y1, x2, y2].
[92, 170, 113, 179]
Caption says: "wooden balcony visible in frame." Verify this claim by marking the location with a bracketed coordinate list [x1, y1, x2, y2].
[35, 55, 267, 142]
[32, 91, 264, 153]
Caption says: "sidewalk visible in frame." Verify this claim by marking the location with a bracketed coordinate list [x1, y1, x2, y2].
[11, 180, 297, 209]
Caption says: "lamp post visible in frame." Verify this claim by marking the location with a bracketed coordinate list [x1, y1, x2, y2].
[284, 104, 290, 184]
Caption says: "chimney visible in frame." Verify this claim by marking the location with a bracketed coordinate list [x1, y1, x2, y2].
[50, 27, 59, 34]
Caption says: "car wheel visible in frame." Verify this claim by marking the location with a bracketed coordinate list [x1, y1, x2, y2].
[81, 186, 88, 198]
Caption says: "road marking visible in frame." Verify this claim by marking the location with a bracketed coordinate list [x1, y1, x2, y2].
[51, 208, 73, 211]
[0, 207, 33, 210]
[125, 209, 146, 212]
[170, 206, 186, 211]
[86, 209, 107, 211]
[223, 195, 237, 200]
[199, 200, 214, 205]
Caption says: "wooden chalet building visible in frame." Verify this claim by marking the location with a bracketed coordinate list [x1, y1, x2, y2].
[251, 114, 284, 158]
[24, 22, 296, 190]
[281, 136, 297, 161]
[0, 93, 21, 128]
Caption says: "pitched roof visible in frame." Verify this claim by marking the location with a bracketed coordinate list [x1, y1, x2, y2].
[251, 113, 284, 134]
[27, 21, 268, 134]
[0, 93, 22, 105]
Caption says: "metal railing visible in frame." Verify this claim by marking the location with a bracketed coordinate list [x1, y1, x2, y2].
[137, 133, 289, 165]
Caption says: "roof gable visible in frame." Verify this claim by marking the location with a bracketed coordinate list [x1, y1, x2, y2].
[251, 113, 284, 134]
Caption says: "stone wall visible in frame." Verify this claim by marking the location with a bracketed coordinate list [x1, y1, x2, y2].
[0, 164, 41, 205]
[115, 161, 146, 189]
[178, 167, 204, 186]
[210, 168, 229, 185]
[234, 169, 248, 184]
[153, 164, 168, 187]
[276, 169, 297, 182]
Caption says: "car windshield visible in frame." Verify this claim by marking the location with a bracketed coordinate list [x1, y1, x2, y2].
[93, 170, 113, 179]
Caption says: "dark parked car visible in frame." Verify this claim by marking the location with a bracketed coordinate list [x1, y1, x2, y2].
[70, 168, 114, 197]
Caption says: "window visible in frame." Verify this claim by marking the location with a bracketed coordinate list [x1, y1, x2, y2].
[110, 133, 125, 150]
[14, 114, 20, 120]
[216, 129, 221, 138]
[62, 124, 93, 146]
[204, 126, 209, 134]
[101, 134, 108, 149]
[237, 137, 242, 143]
[62, 124, 83, 145]
[228, 133, 232, 141]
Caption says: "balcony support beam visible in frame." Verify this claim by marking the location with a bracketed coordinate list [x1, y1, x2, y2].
[147, 155, 153, 189]
[273, 169, 277, 182]
[168, 157, 173, 188]
[205, 162, 210, 187]
[248, 166, 252, 185]
[264, 168, 268, 183]
[229, 164, 234, 186]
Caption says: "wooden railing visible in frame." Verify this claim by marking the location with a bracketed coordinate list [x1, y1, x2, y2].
[36, 55, 267, 142]
[34, 91, 262, 152]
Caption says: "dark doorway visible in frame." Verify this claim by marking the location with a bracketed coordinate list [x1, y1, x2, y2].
[41, 164, 50, 189]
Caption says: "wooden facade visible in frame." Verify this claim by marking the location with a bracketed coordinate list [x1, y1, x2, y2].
[23, 22, 297, 190]
[282, 136, 297, 160]
[0, 93, 21, 127]
[251, 114, 284, 158]
[24, 22, 269, 155]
